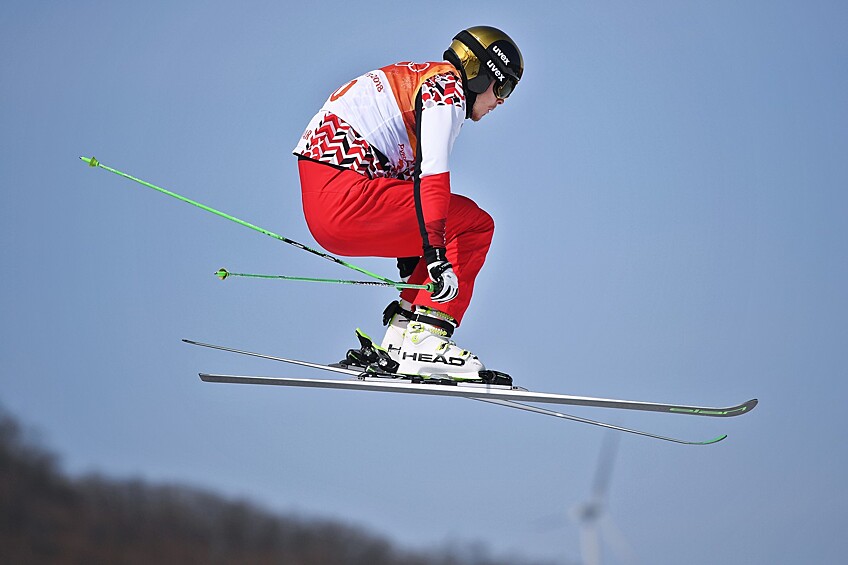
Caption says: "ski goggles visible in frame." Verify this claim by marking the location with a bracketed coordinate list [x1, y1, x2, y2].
[493, 74, 519, 99]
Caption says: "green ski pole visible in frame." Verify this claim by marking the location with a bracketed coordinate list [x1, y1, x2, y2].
[80, 156, 402, 286]
[214, 268, 432, 291]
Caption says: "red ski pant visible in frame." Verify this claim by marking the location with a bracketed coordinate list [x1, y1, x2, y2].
[297, 159, 494, 325]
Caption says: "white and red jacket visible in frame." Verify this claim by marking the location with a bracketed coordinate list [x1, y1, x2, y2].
[293, 61, 466, 250]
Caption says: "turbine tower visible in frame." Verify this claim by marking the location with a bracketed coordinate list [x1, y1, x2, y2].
[571, 432, 635, 564]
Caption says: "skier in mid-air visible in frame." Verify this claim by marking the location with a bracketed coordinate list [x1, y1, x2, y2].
[293, 26, 523, 382]
[80, 21, 756, 442]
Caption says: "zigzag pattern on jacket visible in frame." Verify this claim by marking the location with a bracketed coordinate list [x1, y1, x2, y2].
[302, 112, 403, 179]
[303, 113, 375, 174]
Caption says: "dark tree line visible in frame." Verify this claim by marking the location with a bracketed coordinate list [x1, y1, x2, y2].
[0, 405, 551, 565]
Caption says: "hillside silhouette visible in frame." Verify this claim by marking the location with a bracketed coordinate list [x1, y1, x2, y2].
[0, 404, 551, 565]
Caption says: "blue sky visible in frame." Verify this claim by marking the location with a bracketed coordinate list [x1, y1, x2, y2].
[2, 1, 847, 563]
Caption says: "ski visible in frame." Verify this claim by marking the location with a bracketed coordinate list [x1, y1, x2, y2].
[184, 339, 757, 417]
[196, 372, 730, 445]
[471, 399, 727, 445]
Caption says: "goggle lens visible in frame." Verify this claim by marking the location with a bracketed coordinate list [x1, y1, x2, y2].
[494, 77, 516, 99]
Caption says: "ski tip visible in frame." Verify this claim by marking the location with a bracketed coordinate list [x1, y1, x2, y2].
[736, 398, 758, 415]
[80, 156, 99, 167]
[701, 434, 728, 445]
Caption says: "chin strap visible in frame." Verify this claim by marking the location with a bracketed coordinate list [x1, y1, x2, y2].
[382, 300, 455, 338]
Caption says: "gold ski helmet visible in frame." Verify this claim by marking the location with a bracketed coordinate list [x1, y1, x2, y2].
[444, 26, 524, 99]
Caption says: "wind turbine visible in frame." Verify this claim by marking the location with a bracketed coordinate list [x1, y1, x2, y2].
[570, 432, 635, 564]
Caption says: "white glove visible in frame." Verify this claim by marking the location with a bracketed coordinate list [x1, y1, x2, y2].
[427, 260, 459, 303]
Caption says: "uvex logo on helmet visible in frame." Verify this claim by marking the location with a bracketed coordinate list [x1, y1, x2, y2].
[486, 59, 507, 82]
[492, 45, 511, 65]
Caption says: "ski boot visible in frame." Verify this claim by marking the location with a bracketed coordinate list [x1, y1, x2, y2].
[387, 305, 512, 386]
[381, 300, 464, 374]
